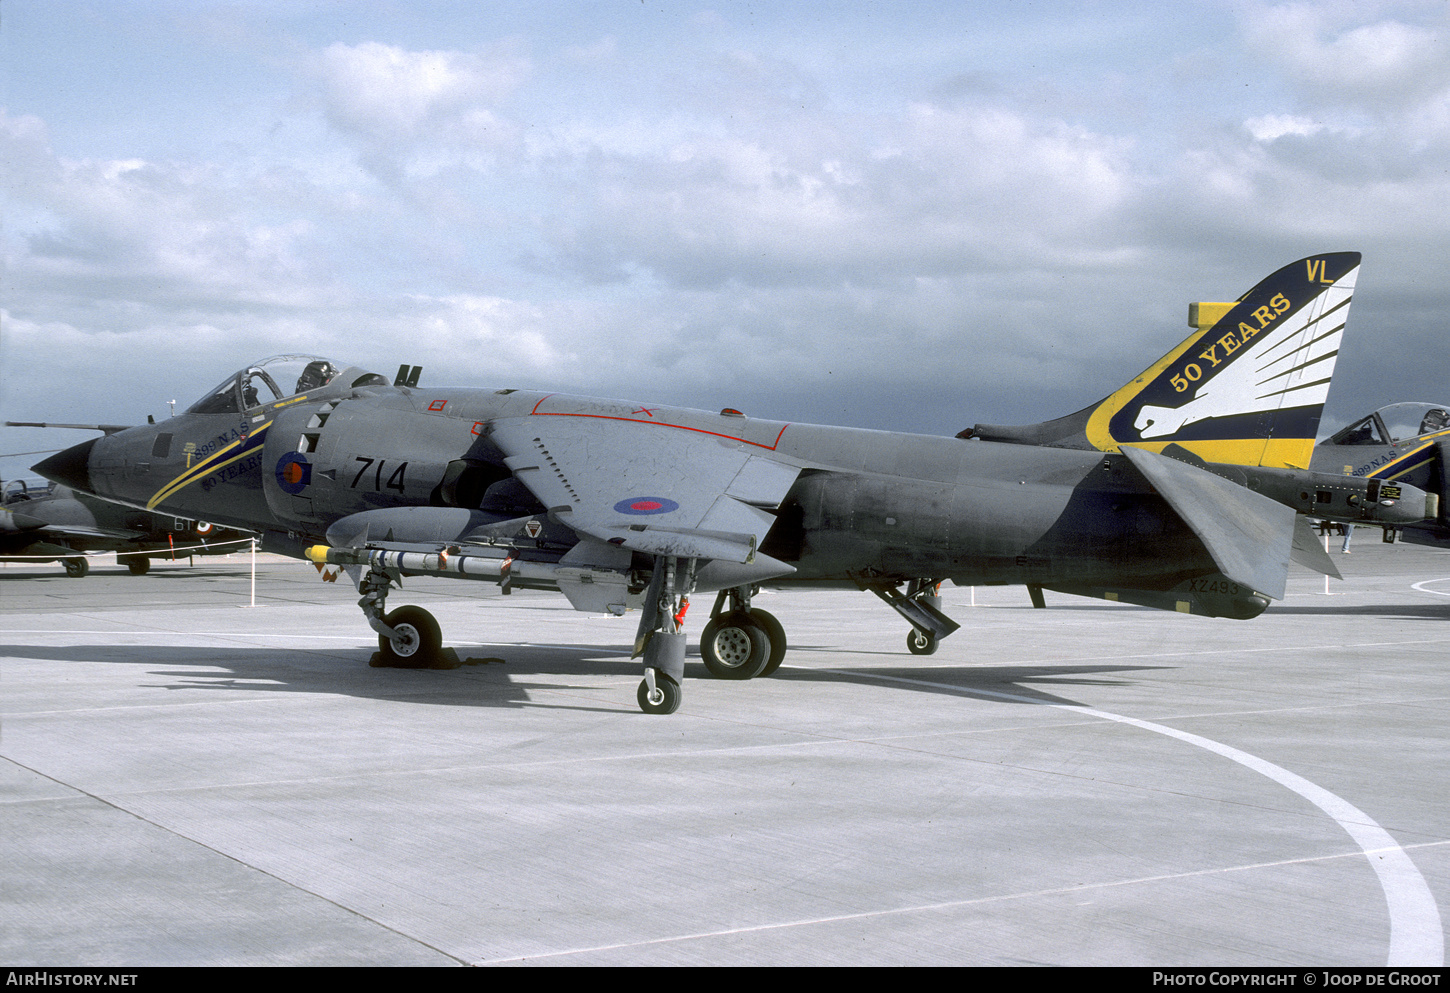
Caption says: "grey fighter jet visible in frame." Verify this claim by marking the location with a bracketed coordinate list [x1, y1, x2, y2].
[1, 477, 251, 576]
[34, 253, 1436, 714]
[1307, 402, 1450, 548]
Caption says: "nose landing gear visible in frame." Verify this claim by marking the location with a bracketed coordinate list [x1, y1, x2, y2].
[357, 567, 444, 668]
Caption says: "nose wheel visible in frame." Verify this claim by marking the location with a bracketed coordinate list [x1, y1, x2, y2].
[376, 604, 442, 667]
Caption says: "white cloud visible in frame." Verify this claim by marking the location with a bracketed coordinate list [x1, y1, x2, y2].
[313, 41, 529, 141]
[1244, 114, 1329, 141]
[1242, 4, 1450, 108]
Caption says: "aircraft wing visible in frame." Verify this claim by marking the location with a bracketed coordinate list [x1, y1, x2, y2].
[486, 410, 802, 568]
[0, 508, 138, 542]
[1, 519, 159, 549]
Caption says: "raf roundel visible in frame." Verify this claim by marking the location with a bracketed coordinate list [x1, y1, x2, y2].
[275, 453, 313, 495]
[613, 496, 680, 516]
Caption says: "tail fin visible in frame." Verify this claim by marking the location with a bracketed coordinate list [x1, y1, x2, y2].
[968, 253, 1360, 469]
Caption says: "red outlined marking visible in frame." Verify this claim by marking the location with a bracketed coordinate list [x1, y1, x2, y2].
[471, 421, 485, 436]
[528, 395, 790, 450]
[428, 399, 448, 412]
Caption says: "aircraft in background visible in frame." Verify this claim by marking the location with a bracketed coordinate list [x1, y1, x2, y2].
[1, 476, 252, 576]
[32, 252, 1437, 714]
[1309, 402, 1450, 549]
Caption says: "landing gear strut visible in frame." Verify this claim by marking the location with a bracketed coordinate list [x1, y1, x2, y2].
[869, 578, 958, 655]
[358, 567, 443, 668]
[634, 556, 694, 714]
[700, 586, 787, 679]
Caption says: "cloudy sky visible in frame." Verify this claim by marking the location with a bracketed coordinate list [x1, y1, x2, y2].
[3, 1, 1448, 481]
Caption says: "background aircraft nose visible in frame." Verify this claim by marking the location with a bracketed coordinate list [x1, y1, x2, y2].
[33, 438, 98, 493]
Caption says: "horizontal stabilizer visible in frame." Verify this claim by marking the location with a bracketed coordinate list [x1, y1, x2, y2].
[1120, 445, 1294, 599]
[1291, 516, 1342, 580]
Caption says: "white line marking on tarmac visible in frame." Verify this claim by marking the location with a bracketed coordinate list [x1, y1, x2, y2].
[1411, 577, 1450, 597]
[485, 673, 1445, 966]
[480, 841, 1450, 965]
[812, 669, 1445, 968]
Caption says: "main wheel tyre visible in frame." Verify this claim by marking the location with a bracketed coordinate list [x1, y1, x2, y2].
[748, 608, 788, 676]
[700, 612, 770, 679]
[126, 557, 151, 576]
[377, 605, 442, 667]
[637, 674, 682, 715]
[906, 629, 939, 656]
[63, 557, 89, 578]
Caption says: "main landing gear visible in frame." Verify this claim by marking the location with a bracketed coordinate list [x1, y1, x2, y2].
[637, 576, 790, 712]
[699, 587, 786, 680]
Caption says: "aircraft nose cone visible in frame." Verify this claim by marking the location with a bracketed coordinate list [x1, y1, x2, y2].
[33, 438, 98, 494]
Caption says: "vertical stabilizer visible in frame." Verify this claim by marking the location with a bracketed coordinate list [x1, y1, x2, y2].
[969, 253, 1360, 469]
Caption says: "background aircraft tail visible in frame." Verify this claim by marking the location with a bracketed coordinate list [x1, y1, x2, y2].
[967, 252, 1361, 469]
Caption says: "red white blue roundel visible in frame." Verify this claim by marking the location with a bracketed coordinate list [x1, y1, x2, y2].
[275, 453, 312, 494]
[614, 496, 679, 515]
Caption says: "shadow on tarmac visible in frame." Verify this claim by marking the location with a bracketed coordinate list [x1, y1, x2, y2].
[2, 641, 1166, 712]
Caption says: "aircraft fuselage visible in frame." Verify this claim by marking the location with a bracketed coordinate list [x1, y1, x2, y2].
[64, 380, 1216, 598]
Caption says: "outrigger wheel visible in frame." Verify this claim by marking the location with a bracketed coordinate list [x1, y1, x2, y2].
[126, 557, 151, 576]
[637, 672, 682, 715]
[906, 628, 939, 656]
[377, 605, 442, 667]
[63, 557, 89, 578]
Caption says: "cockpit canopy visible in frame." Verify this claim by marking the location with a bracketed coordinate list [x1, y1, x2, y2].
[186, 355, 386, 415]
[1328, 402, 1450, 447]
[3, 478, 55, 505]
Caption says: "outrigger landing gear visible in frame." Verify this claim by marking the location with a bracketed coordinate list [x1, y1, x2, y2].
[634, 556, 695, 714]
[869, 578, 959, 656]
[358, 567, 443, 667]
[700, 586, 786, 679]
